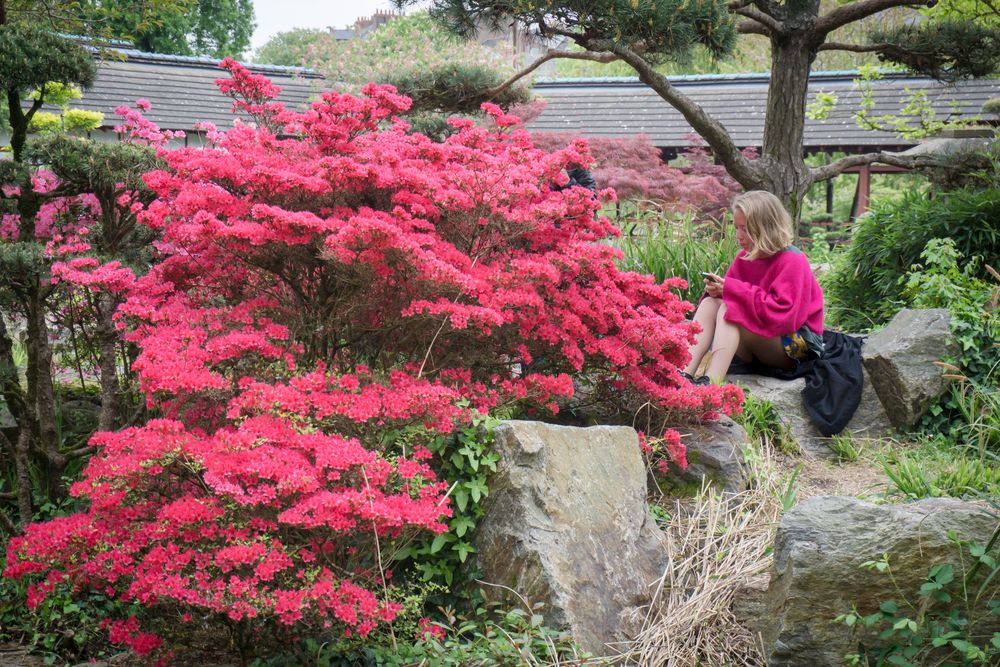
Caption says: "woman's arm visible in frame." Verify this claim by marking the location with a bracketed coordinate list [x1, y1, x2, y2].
[721, 252, 817, 337]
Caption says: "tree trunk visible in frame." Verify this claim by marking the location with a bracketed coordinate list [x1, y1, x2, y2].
[13, 420, 33, 524]
[97, 295, 121, 432]
[0, 313, 26, 423]
[758, 25, 820, 224]
[28, 291, 67, 499]
[2, 314, 34, 524]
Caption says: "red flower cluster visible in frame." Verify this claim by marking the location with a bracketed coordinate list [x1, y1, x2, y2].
[5, 59, 742, 653]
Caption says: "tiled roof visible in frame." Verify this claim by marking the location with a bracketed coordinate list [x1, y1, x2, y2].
[46, 54, 1000, 152]
[527, 71, 1000, 151]
[55, 49, 323, 133]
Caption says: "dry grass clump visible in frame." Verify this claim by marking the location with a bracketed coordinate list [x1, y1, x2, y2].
[623, 444, 785, 666]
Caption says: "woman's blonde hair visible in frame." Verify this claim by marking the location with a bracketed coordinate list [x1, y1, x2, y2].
[733, 190, 794, 260]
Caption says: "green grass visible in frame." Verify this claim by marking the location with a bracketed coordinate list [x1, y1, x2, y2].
[611, 210, 741, 305]
[733, 393, 800, 456]
[881, 439, 1000, 500]
[827, 433, 865, 463]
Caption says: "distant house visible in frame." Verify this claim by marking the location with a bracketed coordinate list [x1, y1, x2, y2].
[327, 9, 401, 41]
[18, 48, 322, 148]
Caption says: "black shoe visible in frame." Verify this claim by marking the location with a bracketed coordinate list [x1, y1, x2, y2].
[681, 371, 711, 386]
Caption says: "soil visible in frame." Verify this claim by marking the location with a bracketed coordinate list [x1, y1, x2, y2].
[780, 449, 892, 501]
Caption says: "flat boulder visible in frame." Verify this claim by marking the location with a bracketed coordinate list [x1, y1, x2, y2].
[761, 496, 998, 666]
[473, 421, 666, 655]
[666, 416, 748, 493]
[862, 308, 956, 430]
[735, 370, 891, 458]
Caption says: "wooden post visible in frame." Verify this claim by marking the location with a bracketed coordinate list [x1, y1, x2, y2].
[850, 163, 872, 220]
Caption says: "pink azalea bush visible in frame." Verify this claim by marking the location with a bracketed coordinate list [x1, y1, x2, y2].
[5, 59, 742, 658]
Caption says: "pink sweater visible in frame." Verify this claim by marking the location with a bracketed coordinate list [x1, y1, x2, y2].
[721, 246, 824, 338]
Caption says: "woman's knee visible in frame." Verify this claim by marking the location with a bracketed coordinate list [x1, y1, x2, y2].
[697, 296, 722, 316]
[714, 300, 729, 324]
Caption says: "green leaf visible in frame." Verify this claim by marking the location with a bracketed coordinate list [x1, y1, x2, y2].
[893, 617, 913, 630]
[452, 515, 476, 537]
[466, 477, 488, 503]
[453, 487, 469, 513]
[454, 541, 476, 563]
[951, 639, 974, 652]
[430, 533, 453, 554]
[932, 590, 952, 603]
[930, 563, 954, 585]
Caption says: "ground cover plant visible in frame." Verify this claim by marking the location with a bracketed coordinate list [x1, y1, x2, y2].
[2, 61, 742, 663]
[837, 515, 1000, 666]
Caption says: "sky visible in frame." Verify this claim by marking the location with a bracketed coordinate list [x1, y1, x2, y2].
[250, 0, 416, 52]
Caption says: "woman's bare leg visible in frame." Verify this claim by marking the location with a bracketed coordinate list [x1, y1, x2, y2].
[705, 302, 741, 380]
[705, 303, 795, 381]
[684, 297, 722, 376]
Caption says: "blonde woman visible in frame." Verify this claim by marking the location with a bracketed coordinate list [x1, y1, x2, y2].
[683, 191, 825, 384]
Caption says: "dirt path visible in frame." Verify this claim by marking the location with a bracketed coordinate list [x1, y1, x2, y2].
[784, 451, 891, 501]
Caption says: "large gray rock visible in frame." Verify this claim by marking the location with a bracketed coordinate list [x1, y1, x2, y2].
[735, 369, 891, 459]
[667, 416, 748, 493]
[762, 496, 998, 666]
[473, 421, 666, 655]
[863, 308, 957, 430]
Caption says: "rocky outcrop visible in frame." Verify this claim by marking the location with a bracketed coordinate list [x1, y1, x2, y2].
[761, 496, 998, 666]
[862, 308, 956, 430]
[669, 416, 748, 493]
[734, 369, 891, 459]
[472, 421, 666, 656]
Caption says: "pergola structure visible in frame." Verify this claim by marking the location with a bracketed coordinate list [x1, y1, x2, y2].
[528, 72, 999, 217]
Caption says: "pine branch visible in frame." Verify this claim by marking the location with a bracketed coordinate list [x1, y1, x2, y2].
[809, 151, 936, 182]
[579, 37, 760, 189]
[815, 0, 936, 36]
[483, 49, 619, 101]
[735, 7, 782, 35]
[818, 41, 894, 53]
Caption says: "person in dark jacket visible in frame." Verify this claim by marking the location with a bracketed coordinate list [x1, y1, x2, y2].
[565, 165, 597, 192]
[552, 165, 597, 193]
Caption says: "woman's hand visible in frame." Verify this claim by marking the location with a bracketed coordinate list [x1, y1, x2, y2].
[703, 272, 724, 298]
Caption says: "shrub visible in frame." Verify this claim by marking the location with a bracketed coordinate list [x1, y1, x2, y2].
[901, 239, 1000, 448]
[530, 133, 746, 221]
[62, 109, 104, 134]
[5, 60, 741, 662]
[824, 187, 1000, 331]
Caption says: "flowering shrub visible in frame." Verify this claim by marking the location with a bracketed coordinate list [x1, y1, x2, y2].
[530, 131, 752, 220]
[5, 59, 741, 660]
